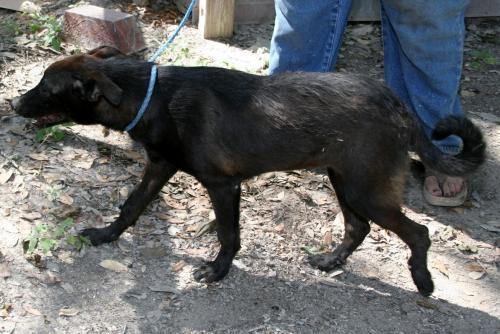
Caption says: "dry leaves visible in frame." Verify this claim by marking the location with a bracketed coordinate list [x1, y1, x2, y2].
[59, 308, 79, 317]
[465, 262, 486, 280]
[0, 169, 14, 184]
[171, 260, 186, 272]
[0, 263, 11, 278]
[431, 259, 449, 278]
[57, 192, 74, 205]
[26, 271, 61, 285]
[323, 230, 333, 247]
[23, 305, 43, 316]
[149, 285, 180, 294]
[0, 304, 12, 318]
[99, 259, 128, 273]
[28, 153, 49, 161]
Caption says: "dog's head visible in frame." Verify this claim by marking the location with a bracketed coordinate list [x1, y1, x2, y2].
[11, 46, 124, 126]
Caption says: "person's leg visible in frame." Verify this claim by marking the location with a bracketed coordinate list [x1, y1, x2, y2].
[269, 0, 353, 74]
[380, 0, 469, 200]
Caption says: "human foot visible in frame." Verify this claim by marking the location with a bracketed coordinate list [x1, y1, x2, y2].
[423, 174, 467, 206]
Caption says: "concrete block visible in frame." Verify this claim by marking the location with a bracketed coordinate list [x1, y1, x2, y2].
[64, 5, 145, 54]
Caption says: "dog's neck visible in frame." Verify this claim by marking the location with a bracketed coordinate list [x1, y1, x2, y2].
[94, 60, 156, 133]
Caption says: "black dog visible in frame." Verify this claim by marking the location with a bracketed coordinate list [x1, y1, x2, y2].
[11, 46, 485, 296]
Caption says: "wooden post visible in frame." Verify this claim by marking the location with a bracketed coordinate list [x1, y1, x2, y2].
[198, 0, 235, 39]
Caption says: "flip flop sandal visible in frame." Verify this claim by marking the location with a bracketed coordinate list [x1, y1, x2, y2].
[422, 170, 468, 207]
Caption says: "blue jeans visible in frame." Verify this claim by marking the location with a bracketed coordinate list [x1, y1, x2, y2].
[269, 0, 469, 154]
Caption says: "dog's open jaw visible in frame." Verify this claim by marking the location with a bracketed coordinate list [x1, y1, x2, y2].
[33, 114, 67, 128]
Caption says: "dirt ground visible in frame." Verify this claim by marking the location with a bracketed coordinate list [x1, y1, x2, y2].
[0, 1, 499, 333]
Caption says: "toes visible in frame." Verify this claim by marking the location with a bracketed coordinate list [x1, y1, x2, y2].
[193, 262, 229, 283]
[412, 268, 434, 297]
[442, 176, 464, 197]
[308, 254, 344, 272]
[424, 176, 442, 196]
[80, 227, 116, 246]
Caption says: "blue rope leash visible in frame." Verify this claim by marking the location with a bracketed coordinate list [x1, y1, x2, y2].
[124, 0, 198, 132]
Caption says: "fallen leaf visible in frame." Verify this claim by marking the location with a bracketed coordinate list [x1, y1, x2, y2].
[59, 308, 79, 317]
[0, 169, 14, 184]
[28, 153, 49, 161]
[57, 193, 74, 205]
[270, 191, 285, 202]
[0, 263, 11, 278]
[74, 158, 95, 170]
[49, 205, 81, 219]
[468, 271, 486, 280]
[171, 260, 186, 272]
[99, 259, 128, 273]
[310, 191, 332, 206]
[0, 304, 12, 317]
[194, 220, 216, 238]
[20, 212, 42, 221]
[185, 247, 208, 256]
[465, 262, 484, 272]
[323, 230, 333, 246]
[274, 223, 285, 232]
[23, 305, 43, 316]
[329, 269, 344, 277]
[26, 271, 61, 285]
[416, 298, 438, 310]
[149, 285, 180, 294]
[431, 259, 449, 278]
[448, 207, 465, 214]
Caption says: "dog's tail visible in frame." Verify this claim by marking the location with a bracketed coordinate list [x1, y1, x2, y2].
[413, 115, 486, 176]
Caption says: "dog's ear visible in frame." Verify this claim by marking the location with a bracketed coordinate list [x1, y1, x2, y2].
[72, 71, 123, 106]
[87, 46, 124, 59]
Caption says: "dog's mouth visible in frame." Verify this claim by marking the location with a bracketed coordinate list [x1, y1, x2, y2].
[34, 114, 68, 128]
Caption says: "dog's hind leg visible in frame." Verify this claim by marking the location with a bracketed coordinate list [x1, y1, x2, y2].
[366, 207, 433, 296]
[309, 168, 371, 271]
[81, 156, 177, 245]
[194, 180, 241, 283]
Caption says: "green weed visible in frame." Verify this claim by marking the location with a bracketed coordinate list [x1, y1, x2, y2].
[35, 125, 66, 143]
[28, 12, 63, 50]
[23, 218, 91, 255]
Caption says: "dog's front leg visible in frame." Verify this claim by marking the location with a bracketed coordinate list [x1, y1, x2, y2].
[194, 181, 241, 283]
[81, 157, 177, 245]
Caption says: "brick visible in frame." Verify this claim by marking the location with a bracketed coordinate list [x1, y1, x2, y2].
[64, 5, 145, 55]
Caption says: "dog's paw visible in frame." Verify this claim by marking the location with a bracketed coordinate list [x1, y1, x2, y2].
[80, 227, 118, 246]
[308, 254, 344, 272]
[411, 267, 434, 297]
[193, 261, 229, 283]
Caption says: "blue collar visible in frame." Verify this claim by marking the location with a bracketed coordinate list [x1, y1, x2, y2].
[124, 64, 158, 132]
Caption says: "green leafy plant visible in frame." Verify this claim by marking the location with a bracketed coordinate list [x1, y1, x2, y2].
[468, 49, 497, 70]
[35, 125, 66, 143]
[23, 218, 91, 255]
[46, 187, 60, 202]
[4, 18, 22, 37]
[28, 12, 63, 50]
